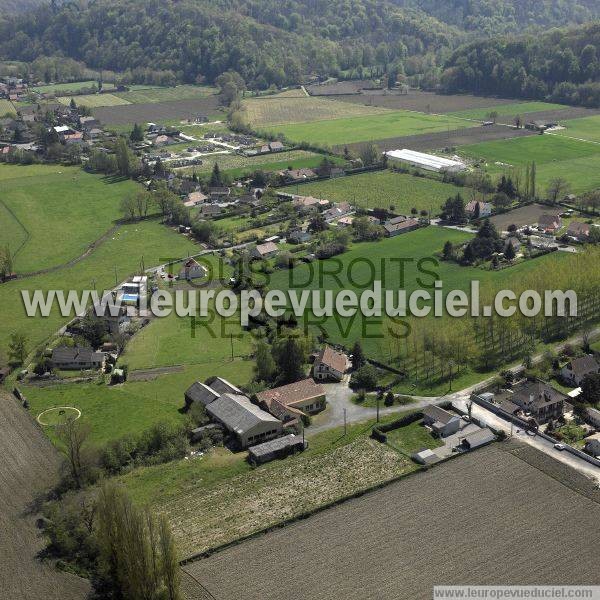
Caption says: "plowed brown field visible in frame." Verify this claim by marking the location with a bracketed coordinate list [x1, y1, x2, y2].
[0, 390, 89, 599]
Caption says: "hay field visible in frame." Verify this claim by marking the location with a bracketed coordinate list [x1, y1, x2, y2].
[242, 96, 391, 127]
[184, 444, 600, 600]
[0, 390, 90, 599]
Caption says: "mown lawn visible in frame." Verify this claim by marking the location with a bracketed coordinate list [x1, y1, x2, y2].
[385, 419, 443, 454]
[262, 110, 476, 147]
[24, 360, 254, 447]
[282, 170, 467, 214]
[449, 101, 566, 121]
[0, 165, 138, 272]
[121, 300, 253, 371]
[460, 134, 600, 194]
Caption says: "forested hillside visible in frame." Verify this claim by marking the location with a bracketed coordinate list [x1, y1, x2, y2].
[1, 0, 600, 105]
[0, 0, 43, 13]
[398, 0, 600, 35]
[0, 0, 457, 87]
[442, 22, 600, 107]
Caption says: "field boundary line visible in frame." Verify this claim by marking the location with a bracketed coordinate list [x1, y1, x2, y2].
[14, 222, 121, 279]
[179, 568, 218, 600]
[0, 196, 30, 260]
[546, 131, 600, 146]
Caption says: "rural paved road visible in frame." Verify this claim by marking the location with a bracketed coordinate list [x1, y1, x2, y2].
[453, 397, 600, 484]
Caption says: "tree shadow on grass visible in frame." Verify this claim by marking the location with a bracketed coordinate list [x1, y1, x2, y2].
[101, 174, 129, 184]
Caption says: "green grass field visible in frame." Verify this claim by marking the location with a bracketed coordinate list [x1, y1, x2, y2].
[57, 93, 131, 108]
[117, 85, 216, 104]
[0, 219, 199, 357]
[34, 81, 115, 94]
[183, 150, 344, 179]
[268, 227, 567, 366]
[0, 165, 138, 273]
[460, 134, 600, 194]
[0, 99, 16, 116]
[282, 170, 467, 214]
[262, 110, 476, 147]
[25, 360, 254, 447]
[449, 101, 566, 121]
[553, 115, 600, 143]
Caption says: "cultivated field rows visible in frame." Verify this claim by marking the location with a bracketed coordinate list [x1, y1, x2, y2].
[0, 390, 89, 600]
[184, 445, 600, 600]
[161, 438, 413, 558]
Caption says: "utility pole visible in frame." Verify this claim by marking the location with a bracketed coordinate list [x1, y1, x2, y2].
[376, 394, 380, 423]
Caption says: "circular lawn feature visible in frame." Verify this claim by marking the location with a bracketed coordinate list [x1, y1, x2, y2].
[37, 406, 82, 426]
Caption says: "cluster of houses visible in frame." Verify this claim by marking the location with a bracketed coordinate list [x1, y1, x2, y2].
[183, 346, 350, 460]
[0, 76, 28, 102]
[480, 354, 600, 459]
[0, 101, 109, 159]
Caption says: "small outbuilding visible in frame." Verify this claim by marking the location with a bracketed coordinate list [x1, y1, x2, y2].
[461, 428, 496, 450]
[247, 434, 307, 465]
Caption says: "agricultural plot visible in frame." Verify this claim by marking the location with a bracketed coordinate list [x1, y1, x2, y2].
[57, 93, 131, 107]
[242, 96, 391, 128]
[0, 390, 91, 600]
[93, 96, 222, 126]
[34, 80, 115, 94]
[336, 123, 534, 155]
[552, 114, 600, 143]
[449, 101, 566, 121]
[461, 134, 600, 194]
[282, 170, 467, 214]
[327, 89, 519, 113]
[489, 203, 562, 232]
[0, 164, 138, 273]
[262, 110, 476, 147]
[25, 360, 254, 447]
[0, 98, 16, 115]
[184, 445, 600, 600]
[267, 227, 567, 367]
[132, 434, 413, 558]
[117, 85, 216, 104]
[0, 219, 198, 357]
[182, 150, 337, 178]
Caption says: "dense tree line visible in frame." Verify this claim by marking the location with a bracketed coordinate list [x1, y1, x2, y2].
[442, 22, 600, 107]
[400, 0, 600, 36]
[0, 0, 456, 88]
